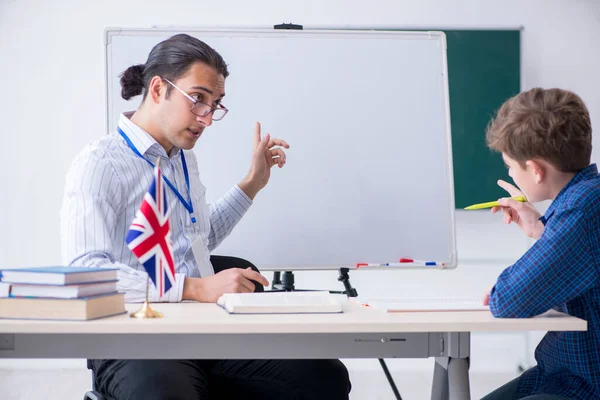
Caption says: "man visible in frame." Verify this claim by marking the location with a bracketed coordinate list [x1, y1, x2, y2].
[61, 33, 350, 400]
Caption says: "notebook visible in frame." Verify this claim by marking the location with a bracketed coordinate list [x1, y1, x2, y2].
[364, 296, 489, 312]
[0, 266, 118, 285]
[217, 291, 343, 314]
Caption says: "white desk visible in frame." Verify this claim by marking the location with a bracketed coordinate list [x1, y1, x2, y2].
[0, 302, 586, 400]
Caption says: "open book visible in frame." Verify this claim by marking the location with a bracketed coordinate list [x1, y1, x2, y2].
[363, 296, 489, 312]
[217, 291, 343, 314]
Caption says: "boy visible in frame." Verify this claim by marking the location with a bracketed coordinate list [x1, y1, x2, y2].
[482, 88, 599, 399]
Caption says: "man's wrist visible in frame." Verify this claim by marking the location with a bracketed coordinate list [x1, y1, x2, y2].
[182, 276, 203, 301]
[238, 175, 261, 200]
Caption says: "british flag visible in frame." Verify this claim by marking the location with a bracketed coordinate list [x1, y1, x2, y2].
[126, 162, 176, 297]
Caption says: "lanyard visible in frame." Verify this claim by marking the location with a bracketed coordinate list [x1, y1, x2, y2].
[117, 127, 196, 223]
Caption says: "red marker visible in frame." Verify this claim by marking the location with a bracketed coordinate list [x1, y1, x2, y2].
[356, 263, 388, 268]
[399, 258, 414, 263]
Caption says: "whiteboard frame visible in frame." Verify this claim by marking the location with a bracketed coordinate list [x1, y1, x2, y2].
[104, 27, 457, 270]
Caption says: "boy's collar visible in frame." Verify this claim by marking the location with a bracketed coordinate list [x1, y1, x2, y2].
[541, 164, 598, 224]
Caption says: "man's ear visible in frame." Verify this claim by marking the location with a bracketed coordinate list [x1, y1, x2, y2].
[147, 76, 164, 104]
[526, 159, 545, 184]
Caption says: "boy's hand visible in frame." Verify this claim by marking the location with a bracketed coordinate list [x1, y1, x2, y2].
[482, 285, 493, 306]
[491, 180, 544, 239]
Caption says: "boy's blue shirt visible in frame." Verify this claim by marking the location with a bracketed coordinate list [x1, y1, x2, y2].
[490, 164, 600, 399]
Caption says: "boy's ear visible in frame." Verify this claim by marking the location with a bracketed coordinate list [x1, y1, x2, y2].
[526, 159, 545, 184]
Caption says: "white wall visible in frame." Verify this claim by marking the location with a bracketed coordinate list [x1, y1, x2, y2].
[1, 0, 599, 373]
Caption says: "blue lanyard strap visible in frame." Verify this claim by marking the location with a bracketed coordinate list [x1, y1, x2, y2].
[117, 127, 196, 223]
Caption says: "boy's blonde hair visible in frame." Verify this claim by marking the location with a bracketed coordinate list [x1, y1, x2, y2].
[486, 88, 592, 172]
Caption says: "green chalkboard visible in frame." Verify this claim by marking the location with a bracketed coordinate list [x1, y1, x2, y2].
[444, 30, 521, 208]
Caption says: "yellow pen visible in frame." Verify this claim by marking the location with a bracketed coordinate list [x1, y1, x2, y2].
[464, 196, 527, 210]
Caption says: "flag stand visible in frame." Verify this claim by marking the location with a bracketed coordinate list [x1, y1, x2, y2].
[128, 157, 170, 319]
[130, 276, 163, 318]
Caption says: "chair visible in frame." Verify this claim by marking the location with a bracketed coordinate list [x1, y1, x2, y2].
[209, 255, 265, 292]
[83, 256, 262, 399]
[83, 389, 110, 400]
[83, 363, 114, 400]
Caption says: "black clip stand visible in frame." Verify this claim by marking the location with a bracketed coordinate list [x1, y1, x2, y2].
[269, 268, 358, 298]
[273, 23, 303, 30]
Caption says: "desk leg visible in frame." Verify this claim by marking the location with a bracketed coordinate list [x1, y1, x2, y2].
[448, 357, 470, 400]
[431, 358, 449, 400]
[431, 332, 471, 400]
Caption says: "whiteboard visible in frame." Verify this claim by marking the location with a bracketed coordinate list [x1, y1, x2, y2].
[105, 28, 457, 270]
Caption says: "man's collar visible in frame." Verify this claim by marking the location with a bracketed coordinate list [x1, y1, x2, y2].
[117, 112, 180, 158]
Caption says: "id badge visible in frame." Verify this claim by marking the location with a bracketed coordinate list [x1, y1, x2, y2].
[191, 235, 215, 277]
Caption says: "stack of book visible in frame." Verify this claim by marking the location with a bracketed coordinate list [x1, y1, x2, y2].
[0, 266, 126, 320]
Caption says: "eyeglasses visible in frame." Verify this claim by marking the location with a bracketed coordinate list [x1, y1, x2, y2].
[162, 77, 228, 121]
